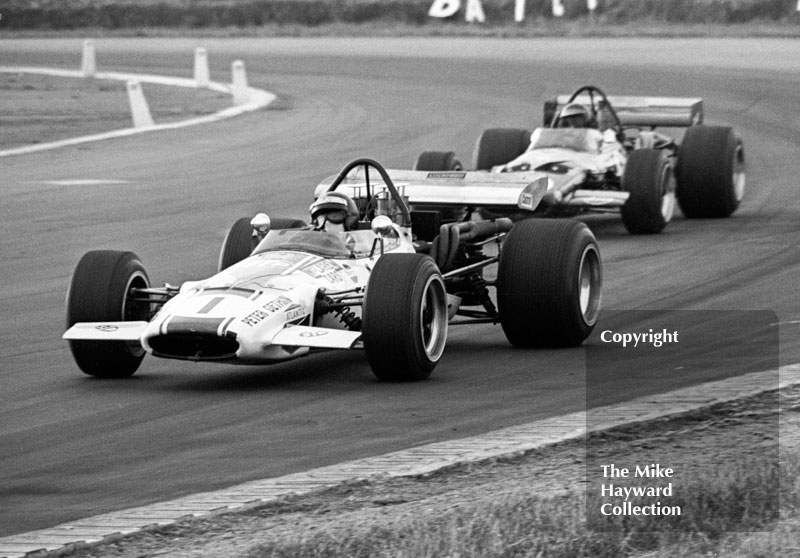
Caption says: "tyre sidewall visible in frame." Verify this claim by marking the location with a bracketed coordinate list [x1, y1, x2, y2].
[497, 220, 601, 348]
[363, 254, 447, 381]
[66, 251, 149, 377]
[472, 129, 532, 170]
[218, 217, 255, 272]
[676, 126, 743, 218]
[621, 149, 674, 234]
[414, 151, 463, 171]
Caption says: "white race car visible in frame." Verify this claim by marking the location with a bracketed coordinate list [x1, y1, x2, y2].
[415, 85, 746, 234]
[64, 158, 602, 381]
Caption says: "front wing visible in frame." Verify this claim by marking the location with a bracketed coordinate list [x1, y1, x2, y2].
[63, 322, 362, 351]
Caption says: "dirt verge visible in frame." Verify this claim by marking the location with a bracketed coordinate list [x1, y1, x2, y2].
[47, 386, 799, 558]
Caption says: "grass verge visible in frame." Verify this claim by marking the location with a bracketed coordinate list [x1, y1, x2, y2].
[0, 72, 231, 150]
[242, 454, 796, 558]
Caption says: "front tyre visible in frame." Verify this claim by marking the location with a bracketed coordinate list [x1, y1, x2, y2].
[620, 149, 675, 234]
[497, 220, 602, 348]
[414, 151, 463, 171]
[218, 217, 255, 271]
[66, 250, 151, 378]
[472, 128, 531, 170]
[218, 216, 309, 272]
[363, 254, 448, 381]
[676, 125, 745, 218]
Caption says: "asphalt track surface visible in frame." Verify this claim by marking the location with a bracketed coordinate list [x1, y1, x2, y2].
[1, 38, 798, 537]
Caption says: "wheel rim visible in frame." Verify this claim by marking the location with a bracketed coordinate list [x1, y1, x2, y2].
[123, 271, 149, 357]
[577, 244, 602, 327]
[733, 143, 746, 203]
[419, 275, 448, 362]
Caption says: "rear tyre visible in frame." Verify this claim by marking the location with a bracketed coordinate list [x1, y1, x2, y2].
[472, 128, 532, 170]
[676, 126, 745, 218]
[497, 220, 602, 348]
[363, 254, 448, 381]
[620, 149, 675, 234]
[414, 151, 463, 171]
[218, 216, 307, 271]
[66, 250, 151, 378]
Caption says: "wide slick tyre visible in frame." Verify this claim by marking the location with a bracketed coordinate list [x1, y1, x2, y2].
[497, 219, 602, 348]
[676, 125, 745, 218]
[472, 128, 531, 170]
[414, 151, 463, 171]
[66, 250, 151, 378]
[620, 149, 675, 234]
[362, 254, 448, 381]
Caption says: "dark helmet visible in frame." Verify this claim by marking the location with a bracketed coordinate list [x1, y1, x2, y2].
[309, 191, 360, 231]
[558, 103, 590, 128]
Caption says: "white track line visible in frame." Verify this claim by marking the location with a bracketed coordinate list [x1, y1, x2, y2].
[1, 363, 797, 558]
[0, 66, 276, 158]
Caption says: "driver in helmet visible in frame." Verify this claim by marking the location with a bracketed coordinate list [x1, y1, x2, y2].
[558, 103, 591, 128]
[310, 191, 360, 232]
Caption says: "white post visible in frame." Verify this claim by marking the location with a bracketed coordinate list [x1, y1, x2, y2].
[797, 0, 799, 11]
[588, 0, 598, 11]
[231, 60, 249, 106]
[465, 0, 485, 22]
[552, 0, 565, 17]
[81, 39, 96, 77]
[514, 0, 526, 22]
[126, 80, 154, 128]
[193, 47, 210, 87]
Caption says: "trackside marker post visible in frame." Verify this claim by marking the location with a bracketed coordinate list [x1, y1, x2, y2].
[515, 0, 525, 22]
[231, 60, 249, 106]
[81, 39, 96, 77]
[552, 0, 565, 17]
[194, 47, 210, 87]
[126, 80, 155, 128]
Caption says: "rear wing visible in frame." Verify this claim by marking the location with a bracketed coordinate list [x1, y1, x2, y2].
[544, 95, 704, 128]
[315, 169, 550, 214]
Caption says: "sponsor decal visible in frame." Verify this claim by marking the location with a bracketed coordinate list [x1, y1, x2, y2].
[426, 171, 467, 180]
[284, 304, 308, 322]
[302, 259, 344, 283]
[240, 295, 292, 327]
[95, 324, 119, 332]
[300, 330, 328, 337]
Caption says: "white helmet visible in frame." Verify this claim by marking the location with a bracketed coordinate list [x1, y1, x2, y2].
[309, 191, 359, 231]
[559, 103, 590, 128]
